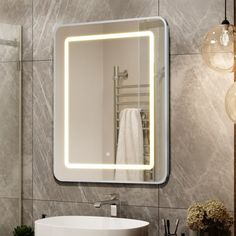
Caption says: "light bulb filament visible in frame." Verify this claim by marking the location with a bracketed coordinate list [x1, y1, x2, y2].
[220, 29, 230, 46]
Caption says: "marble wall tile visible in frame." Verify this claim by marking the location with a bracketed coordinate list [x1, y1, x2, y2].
[0, 62, 20, 198]
[159, 55, 234, 211]
[32, 61, 85, 202]
[22, 62, 33, 199]
[119, 205, 159, 236]
[32, 60, 160, 206]
[158, 208, 188, 235]
[22, 199, 33, 226]
[80, 183, 159, 207]
[0, 0, 32, 60]
[159, 0, 234, 54]
[0, 23, 21, 62]
[107, 0, 157, 19]
[32, 200, 109, 222]
[33, 0, 158, 60]
[0, 198, 19, 236]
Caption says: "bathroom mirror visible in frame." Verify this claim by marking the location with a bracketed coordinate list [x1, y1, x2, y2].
[54, 17, 169, 184]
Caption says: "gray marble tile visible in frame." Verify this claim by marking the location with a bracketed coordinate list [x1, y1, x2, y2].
[158, 208, 188, 235]
[0, 23, 21, 62]
[119, 205, 159, 236]
[22, 154, 32, 199]
[22, 199, 33, 226]
[107, 0, 157, 19]
[159, 55, 234, 211]
[159, 0, 234, 54]
[0, 0, 32, 60]
[33, 61, 85, 202]
[0, 62, 20, 198]
[33, 0, 158, 60]
[22, 62, 33, 199]
[32, 200, 109, 222]
[80, 183, 159, 207]
[32, 61, 159, 206]
[0, 198, 19, 236]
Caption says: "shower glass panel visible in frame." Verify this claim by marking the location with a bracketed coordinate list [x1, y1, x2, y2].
[0, 23, 22, 236]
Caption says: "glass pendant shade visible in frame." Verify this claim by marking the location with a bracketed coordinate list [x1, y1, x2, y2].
[225, 82, 236, 123]
[201, 24, 234, 73]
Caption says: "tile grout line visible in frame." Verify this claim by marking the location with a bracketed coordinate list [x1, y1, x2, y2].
[157, 0, 160, 224]
[31, 0, 34, 226]
[0, 196, 22, 200]
[22, 197, 193, 211]
[24, 197, 160, 208]
[0, 51, 202, 65]
[0, 197, 199, 211]
[0, 59, 52, 64]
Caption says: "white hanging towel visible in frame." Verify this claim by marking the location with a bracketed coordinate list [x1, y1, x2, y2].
[115, 108, 144, 181]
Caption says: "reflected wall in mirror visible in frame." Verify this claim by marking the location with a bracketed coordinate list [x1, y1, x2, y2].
[54, 17, 169, 184]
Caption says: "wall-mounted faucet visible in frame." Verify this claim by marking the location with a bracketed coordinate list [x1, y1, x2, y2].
[94, 193, 120, 217]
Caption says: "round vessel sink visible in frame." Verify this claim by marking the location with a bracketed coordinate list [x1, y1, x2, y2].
[35, 216, 149, 236]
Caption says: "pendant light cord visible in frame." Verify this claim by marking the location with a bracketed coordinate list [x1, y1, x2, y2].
[225, 0, 227, 21]
[234, 0, 236, 24]
[222, 0, 230, 24]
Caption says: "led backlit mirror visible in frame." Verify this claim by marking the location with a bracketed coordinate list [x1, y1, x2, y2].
[54, 17, 169, 184]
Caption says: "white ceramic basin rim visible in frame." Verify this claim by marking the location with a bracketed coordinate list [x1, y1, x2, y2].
[35, 216, 149, 230]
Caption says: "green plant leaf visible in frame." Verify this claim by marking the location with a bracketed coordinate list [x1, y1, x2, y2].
[13, 225, 34, 236]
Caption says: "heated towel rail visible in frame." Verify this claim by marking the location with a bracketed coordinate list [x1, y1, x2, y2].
[113, 67, 154, 181]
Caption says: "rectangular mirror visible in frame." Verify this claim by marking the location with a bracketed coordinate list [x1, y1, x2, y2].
[54, 17, 169, 184]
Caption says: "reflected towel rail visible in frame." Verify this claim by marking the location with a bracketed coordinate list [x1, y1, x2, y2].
[116, 144, 150, 147]
[116, 101, 149, 105]
[117, 92, 149, 97]
[117, 118, 149, 122]
[116, 109, 149, 113]
[113, 66, 153, 181]
[116, 127, 149, 131]
[116, 84, 149, 89]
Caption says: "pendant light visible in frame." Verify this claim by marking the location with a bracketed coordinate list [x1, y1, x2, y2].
[225, 0, 236, 123]
[201, 0, 234, 73]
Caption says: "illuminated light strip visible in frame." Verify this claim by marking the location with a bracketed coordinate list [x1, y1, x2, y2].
[149, 31, 155, 170]
[64, 31, 155, 170]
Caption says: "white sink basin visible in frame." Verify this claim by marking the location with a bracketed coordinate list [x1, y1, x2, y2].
[35, 216, 149, 236]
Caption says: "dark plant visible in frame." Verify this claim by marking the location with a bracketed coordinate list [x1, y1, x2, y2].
[187, 200, 233, 232]
[13, 225, 34, 236]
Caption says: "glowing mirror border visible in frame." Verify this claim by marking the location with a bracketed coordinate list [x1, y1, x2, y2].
[64, 31, 155, 170]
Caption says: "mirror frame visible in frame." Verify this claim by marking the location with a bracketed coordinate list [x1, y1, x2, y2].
[53, 16, 170, 184]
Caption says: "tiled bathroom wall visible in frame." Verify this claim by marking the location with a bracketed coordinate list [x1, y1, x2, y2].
[0, 23, 22, 236]
[0, 0, 231, 235]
